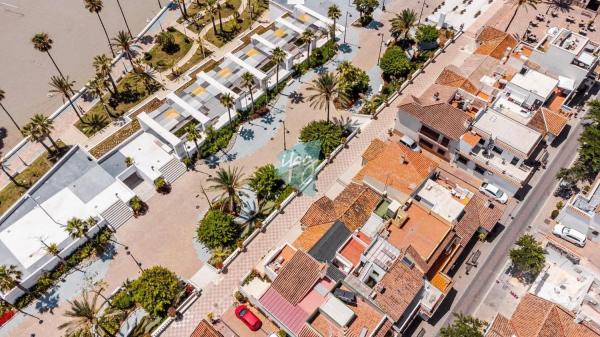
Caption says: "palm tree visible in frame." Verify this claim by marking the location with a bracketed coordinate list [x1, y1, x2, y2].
[185, 124, 201, 154]
[216, 2, 224, 32]
[208, 166, 246, 214]
[65, 217, 94, 242]
[0, 152, 22, 187]
[81, 113, 110, 135]
[87, 76, 115, 120]
[31, 32, 66, 81]
[271, 47, 287, 89]
[49, 75, 83, 122]
[301, 29, 315, 61]
[177, 0, 189, 20]
[93, 54, 118, 94]
[59, 291, 119, 336]
[241, 72, 255, 111]
[112, 30, 136, 71]
[132, 65, 161, 92]
[307, 72, 348, 123]
[83, 0, 117, 58]
[0, 265, 42, 322]
[219, 93, 235, 125]
[389, 9, 416, 42]
[506, 0, 540, 32]
[115, 0, 133, 37]
[0, 89, 20, 131]
[328, 5, 341, 41]
[22, 114, 60, 152]
[197, 37, 206, 58]
[207, 0, 218, 35]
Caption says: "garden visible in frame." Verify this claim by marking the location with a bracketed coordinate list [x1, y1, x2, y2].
[143, 27, 193, 72]
[185, 0, 243, 33]
[202, 0, 269, 47]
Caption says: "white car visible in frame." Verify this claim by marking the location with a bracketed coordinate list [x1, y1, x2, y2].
[553, 224, 586, 247]
[479, 182, 508, 204]
[400, 135, 421, 152]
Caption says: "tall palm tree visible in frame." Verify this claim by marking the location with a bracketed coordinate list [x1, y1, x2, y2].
[271, 47, 287, 88]
[327, 5, 341, 41]
[307, 72, 348, 123]
[115, 0, 133, 37]
[301, 29, 315, 61]
[197, 37, 206, 58]
[219, 93, 235, 125]
[112, 30, 136, 71]
[132, 65, 161, 93]
[208, 166, 246, 214]
[87, 76, 115, 120]
[93, 54, 118, 94]
[59, 291, 118, 336]
[22, 114, 60, 152]
[31, 32, 66, 81]
[83, 0, 117, 58]
[216, 2, 224, 32]
[0, 265, 42, 322]
[49, 75, 83, 122]
[207, 0, 218, 35]
[0, 152, 22, 187]
[177, 0, 189, 20]
[389, 9, 416, 42]
[241, 72, 255, 111]
[0, 89, 20, 131]
[506, 0, 540, 32]
[185, 124, 201, 154]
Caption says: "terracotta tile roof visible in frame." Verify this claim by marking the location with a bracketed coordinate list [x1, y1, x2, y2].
[355, 140, 437, 199]
[362, 138, 386, 162]
[190, 320, 223, 337]
[298, 324, 322, 337]
[475, 26, 518, 60]
[271, 250, 323, 305]
[372, 318, 394, 337]
[300, 184, 380, 230]
[294, 223, 333, 251]
[528, 108, 568, 137]
[397, 96, 472, 140]
[487, 294, 600, 337]
[456, 195, 505, 245]
[435, 66, 480, 95]
[462, 132, 481, 147]
[300, 196, 337, 228]
[373, 257, 424, 322]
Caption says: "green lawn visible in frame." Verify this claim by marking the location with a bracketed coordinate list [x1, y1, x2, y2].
[75, 72, 160, 137]
[186, 0, 242, 33]
[144, 29, 193, 72]
[0, 145, 67, 215]
[167, 47, 213, 80]
[203, 0, 268, 47]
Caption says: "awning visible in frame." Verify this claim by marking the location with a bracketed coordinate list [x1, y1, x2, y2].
[577, 52, 596, 67]
[320, 296, 355, 326]
[558, 76, 575, 91]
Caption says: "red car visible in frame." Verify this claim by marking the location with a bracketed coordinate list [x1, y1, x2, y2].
[235, 304, 262, 331]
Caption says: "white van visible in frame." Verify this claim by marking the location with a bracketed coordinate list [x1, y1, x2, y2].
[553, 224, 586, 247]
[400, 135, 421, 152]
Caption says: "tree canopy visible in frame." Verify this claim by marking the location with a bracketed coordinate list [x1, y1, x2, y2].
[353, 0, 379, 19]
[509, 234, 546, 277]
[130, 266, 181, 317]
[440, 313, 487, 337]
[379, 46, 411, 80]
[416, 25, 439, 44]
[337, 61, 370, 100]
[299, 121, 344, 157]
[196, 209, 238, 249]
[249, 164, 284, 201]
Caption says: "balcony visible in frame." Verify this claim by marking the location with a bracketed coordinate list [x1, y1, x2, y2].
[468, 146, 533, 184]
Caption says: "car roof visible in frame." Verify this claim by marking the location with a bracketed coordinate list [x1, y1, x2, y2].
[485, 184, 499, 193]
[565, 227, 586, 241]
[400, 135, 415, 145]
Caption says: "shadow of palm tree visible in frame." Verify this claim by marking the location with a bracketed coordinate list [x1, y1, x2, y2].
[239, 128, 255, 140]
[339, 43, 353, 53]
[35, 288, 59, 313]
[261, 114, 275, 125]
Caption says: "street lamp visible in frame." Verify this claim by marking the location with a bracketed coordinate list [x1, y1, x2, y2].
[418, 0, 427, 24]
[280, 120, 289, 150]
[382, 0, 386, 12]
[343, 11, 352, 44]
[377, 33, 385, 65]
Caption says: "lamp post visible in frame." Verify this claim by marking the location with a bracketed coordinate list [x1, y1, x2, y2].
[382, 0, 386, 12]
[377, 33, 384, 65]
[280, 120, 288, 150]
[343, 11, 352, 44]
[418, 0, 427, 24]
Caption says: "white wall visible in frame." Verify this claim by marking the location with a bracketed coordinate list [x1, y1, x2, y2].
[530, 46, 589, 89]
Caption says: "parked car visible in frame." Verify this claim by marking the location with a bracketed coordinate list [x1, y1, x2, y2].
[553, 224, 586, 247]
[399, 135, 421, 152]
[235, 304, 262, 331]
[479, 182, 508, 204]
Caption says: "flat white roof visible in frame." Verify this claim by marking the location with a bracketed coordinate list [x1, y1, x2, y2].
[417, 180, 465, 223]
[118, 132, 174, 181]
[474, 109, 542, 155]
[320, 296, 355, 326]
[510, 70, 558, 100]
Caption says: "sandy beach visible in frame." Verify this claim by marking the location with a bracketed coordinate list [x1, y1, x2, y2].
[0, 0, 162, 150]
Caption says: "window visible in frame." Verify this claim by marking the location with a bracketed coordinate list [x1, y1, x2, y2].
[420, 126, 440, 140]
[419, 139, 434, 149]
[437, 148, 446, 156]
[474, 165, 487, 175]
[440, 137, 450, 147]
[457, 155, 469, 165]
[510, 157, 519, 165]
[478, 138, 486, 145]
[492, 146, 503, 155]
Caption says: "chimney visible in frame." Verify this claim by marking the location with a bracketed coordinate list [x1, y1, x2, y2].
[400, 154, 408, 164]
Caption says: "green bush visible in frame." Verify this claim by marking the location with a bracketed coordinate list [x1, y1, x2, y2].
[416, 25, 439, 45]
[293, 41, 338, 76]
[198, 125, 235, 158]
[509, 234, 546, 278]
[274, 185, 295, 208]
[249, 164, 285, 201]
[380, 46, 411, 80]
[196, 209, 239, 249]
[110, 289, 135, 311]
[299, 121, 344, 157]
[337, 61, 370, 100]
[551, 209, 560, 219]
[130, 266, 181, 317]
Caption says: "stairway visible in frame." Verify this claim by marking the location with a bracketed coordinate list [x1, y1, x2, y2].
[101, 200, 134, 229]
[158, 157, 187, 183]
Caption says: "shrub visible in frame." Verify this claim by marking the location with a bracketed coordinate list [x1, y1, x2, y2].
[143, 52, 152, 61]
[129, 196, 148, 217]
[110, 289, 135, 310]
[196, 209, 238, 249]
[125, 156, 134, 166]
[556, 201, 564, 210]
[300, 121, 344, 157]
[551, 209, 560, 219]
[380, 46, 411, 80]
[337, 61, 370, 100]
[416, 25, 439, 45]
[277, 330, 287, 337]
[234, 291, 247, 303]
[199, 125, 235, 158]
[154, 177, 171, 194]
[130, 266, 181, 317]
[249, 164, 285, 201]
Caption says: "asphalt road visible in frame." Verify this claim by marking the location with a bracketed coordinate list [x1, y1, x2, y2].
[442, 117, 585, 325]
